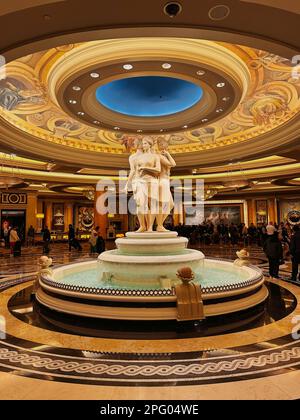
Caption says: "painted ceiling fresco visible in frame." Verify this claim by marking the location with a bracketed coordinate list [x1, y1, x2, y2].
[0, 40, 299, 154]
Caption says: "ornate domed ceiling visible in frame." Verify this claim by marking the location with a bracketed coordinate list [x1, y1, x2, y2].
[0, 37, 299, 169]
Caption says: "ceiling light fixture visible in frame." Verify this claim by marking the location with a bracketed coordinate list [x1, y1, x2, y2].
[196, 70, 205, 76]
[77, 111, 85, 116]
[216, 108, 223, 113]
[222, 96, 230, 101]
[217, 82, 225, 88]
[90, 72, 100, 78]
[93, 120, 100, 125]
[72, 86, 81, 91]
[69, 100, 77, 104]
[162, 63, 172, 69]
[123, 64, 133, 70]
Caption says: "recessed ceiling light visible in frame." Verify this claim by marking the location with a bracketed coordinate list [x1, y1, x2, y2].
[182, 125, 188, 129]
[77, 111, 85, 116]
[192, 169, 197, 174]
[137, 129, 143, 133]
[72, 86, 81, 91]
[201, 118, 208, 123]
[114, 126, 120, 130]
[222, 96, 230, 101]
[93, 120, 100, 125]
[208, 5, 230, 21]
[160, 129, 164, 132]
[217, 82, 225, 88]
[69, 99, 77, 104]
[197, 70, 205, 76]
[90, 72, 100, 78]
[123, 64, 133, 70]
[216, 108, 223, 113]
[162, 63, 172, 69]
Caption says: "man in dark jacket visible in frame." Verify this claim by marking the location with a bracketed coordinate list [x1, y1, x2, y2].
[68, 224, 82, 251]
[42, 226, 51, 254]
[290, 225, 300, 283]
[263, 232, 283, 279]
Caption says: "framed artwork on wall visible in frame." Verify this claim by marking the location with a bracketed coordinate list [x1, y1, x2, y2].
[256, 200, 268, 224]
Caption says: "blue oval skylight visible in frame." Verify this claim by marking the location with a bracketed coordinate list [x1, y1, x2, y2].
[96, 76, 203, 117]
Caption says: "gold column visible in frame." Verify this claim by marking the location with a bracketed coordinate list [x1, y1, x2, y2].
[247, 199, 256, 224]
[268, 198, 277, 224]
[26, 192, 37, 232]
[44, 202, 52, 229]
[65, 203, 74, 229]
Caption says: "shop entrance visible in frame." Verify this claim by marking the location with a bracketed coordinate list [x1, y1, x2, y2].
[1, 209, 26, 241]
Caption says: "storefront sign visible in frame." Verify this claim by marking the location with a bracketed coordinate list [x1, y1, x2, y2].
[1, 193, 27, 205]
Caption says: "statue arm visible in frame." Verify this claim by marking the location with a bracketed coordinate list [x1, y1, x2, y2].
[125, 156, 135, 192]
[160, 152, 176, 168]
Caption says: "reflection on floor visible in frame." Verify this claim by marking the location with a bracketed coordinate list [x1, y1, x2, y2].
[0, 241, 300, 400]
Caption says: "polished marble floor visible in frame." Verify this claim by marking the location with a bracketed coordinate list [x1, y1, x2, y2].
[0, 241, 300, 400]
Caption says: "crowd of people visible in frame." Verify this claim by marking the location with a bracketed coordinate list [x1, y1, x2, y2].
[170, 220, 300, 283]
[1, 218, 300, 284]
[0, 223, 106, 257]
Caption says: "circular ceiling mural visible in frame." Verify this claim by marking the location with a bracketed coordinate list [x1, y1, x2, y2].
[95, 76, 203, 117]
[0, 37, 299, 160]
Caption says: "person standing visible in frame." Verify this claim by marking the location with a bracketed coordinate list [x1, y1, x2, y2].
[27, 225, 35, 246]
[42, 226, 51, 254]
[263, 231, 283, 279]
[96, 233, 105, 254]
[68, 224, 82, 251]
[89, 226, 99, 254]
[9, 226, 20, 256]
[290, 225, 300, 283]
[68, 224, 75, 251]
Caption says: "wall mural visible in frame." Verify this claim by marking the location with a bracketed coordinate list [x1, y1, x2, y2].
[0, 43, 300, 154]
[256, 199, 268, 224]
[280, 199, 300, 223]
[204, 205, 242, 225]
[78, 206, 94, 231]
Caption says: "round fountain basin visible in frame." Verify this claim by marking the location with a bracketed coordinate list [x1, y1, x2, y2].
[36, 258, 267, 320]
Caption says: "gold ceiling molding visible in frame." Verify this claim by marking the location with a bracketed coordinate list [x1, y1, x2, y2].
[0, 38, 300, 165]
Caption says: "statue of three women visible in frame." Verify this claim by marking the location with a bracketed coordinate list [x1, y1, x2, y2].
[125, 136, 176, 233]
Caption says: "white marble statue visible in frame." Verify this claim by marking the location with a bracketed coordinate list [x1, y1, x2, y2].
[125, 136, 161, 232]
[156, 137, 176, 232]
[125, 136, 176, 232]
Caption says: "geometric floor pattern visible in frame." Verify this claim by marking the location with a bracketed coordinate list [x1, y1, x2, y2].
[0, 242, 300, 399]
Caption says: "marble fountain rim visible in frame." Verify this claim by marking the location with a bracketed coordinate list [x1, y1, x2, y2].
[38, 258, 264, 301]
